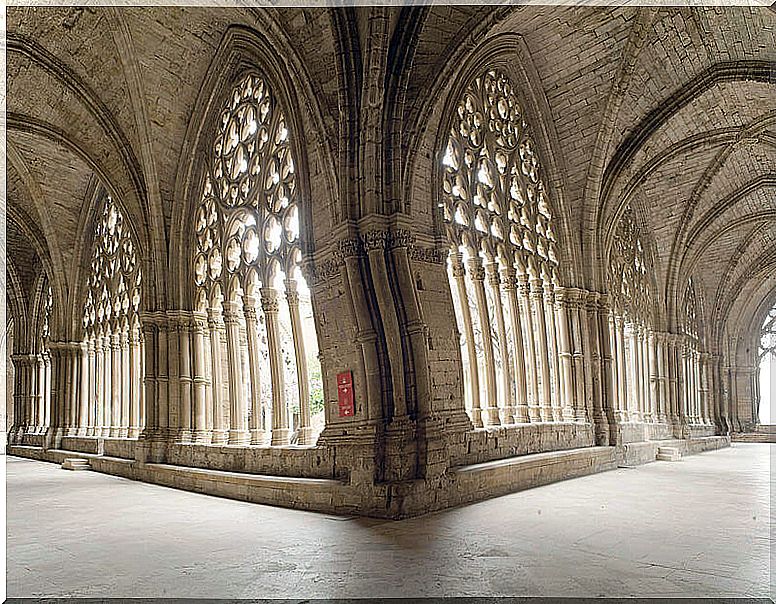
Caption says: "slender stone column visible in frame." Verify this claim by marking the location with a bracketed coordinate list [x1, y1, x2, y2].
[639, 327, 650, 422]
[485, 260, 512, 424]
[109, 330, 121, 437]
[529, 270, 552, 422]
[129, 321, 142, 438]
[449, 251, 483, 427]
[191, 313, 211, 444]
[223, 301, 249, 446]
[569, 292, 588, 423]
[178, 318, 193, 443]
[78, 343, 89, 436]
[119, 325, 130, 438]
[625, 321, 640, 422]
[243, 296, 267, 445]
[614, 315, 628, 421]
[140, 318, 159, 440]
[100, 331, 111, 437]
[157, 321, 171, 440]
[14, 355, 31, 437]
[92, 334, 103, 436]
[43, 352, 52, 432]
[31, 354, 44, 433]
[543, 277, 562, 422]
[469, 255, 500, 427]
[518, 273, 540, 421]
[608, 312, 625, 423]
[207, 306, 228, 445]
[501, 265, 529, 423]
[556, 290, 576, 421]
[262, 287, 290, 445]
[655, 334, 667, 423]
[285, 279, 313, 444]
[202, 324, 215, 437]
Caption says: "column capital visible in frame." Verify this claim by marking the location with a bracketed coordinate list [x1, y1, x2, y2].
[260, 287, 280, 314]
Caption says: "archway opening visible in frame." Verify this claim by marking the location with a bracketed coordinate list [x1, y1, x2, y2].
[758, 303, 775, 425]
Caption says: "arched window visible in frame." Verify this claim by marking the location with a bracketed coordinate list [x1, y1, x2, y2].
[192, 72, 321, 447]
[441, 68, 568, 428]
[606, 205, 660, 425]
[758, 303, 776, 425]
[81, 193, 144, 439]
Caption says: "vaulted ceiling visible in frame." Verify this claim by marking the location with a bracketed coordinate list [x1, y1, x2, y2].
[5, 5, 775, 349]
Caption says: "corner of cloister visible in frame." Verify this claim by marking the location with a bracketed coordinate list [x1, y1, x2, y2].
[4, 4, 775, 520]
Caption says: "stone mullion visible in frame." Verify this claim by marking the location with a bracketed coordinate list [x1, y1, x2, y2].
[140, 318, 159, 440]
[65, 344, 78, 436]
[224, 301, 249, 446]
[43, 353, 52, 431]
[468, 255, 500, 427]
[29, 354, 41, 432]
[569, 292, 588, 423]
[11, 355, 30, 438]
[202, 327, 214, 436]
[92, 330, 105, 436]
[109, 330, 121, 437]
[668, 336, 681, 427]
[485, 260, 512, 424]
[543, 278, 562, 422]
[285, 279, 312, 444]
[191, 313, 211, 444]
[129, 323, 142, 438]
[625, 321, 640, 422]
[178, 317, 193, 444]
[262, 287, 290, 446]
[555, 290, 576, 422]
[100, 332, 112, 437]
[641, 327, 651, 421]
[654, 334, 665, 423]
[699, 352, 710, 425]
[693, 349, 702, 425]
[615, 316, 628, 422]
[529, 271, 552, 422]
[449, 251, 482, 427]
[243, 297, 267, 445]
[78, 343, 89, 436]
[517, 274, 540, 422]
[501, 266, 529, 423]
[118, 325, 130, 438]
[607, 312, 624, 422]
[207, 307, 228, 445]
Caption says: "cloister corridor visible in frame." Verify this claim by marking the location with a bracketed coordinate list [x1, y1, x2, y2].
[6, 444, 773, 600]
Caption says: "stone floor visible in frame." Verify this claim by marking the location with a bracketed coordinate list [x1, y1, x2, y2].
[6, 443, 773, 599]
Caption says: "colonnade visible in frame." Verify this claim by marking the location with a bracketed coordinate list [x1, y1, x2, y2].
[141, 278, 317, 447]
[448, 249, 594, 429]
[8, 352, 51, 439]
[606, 318, 713, 428]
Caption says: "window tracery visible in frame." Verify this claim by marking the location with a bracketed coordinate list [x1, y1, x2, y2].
[760, 304, 776, 362]
[192, 71, 321, 447]
[441, 68, 566, 427]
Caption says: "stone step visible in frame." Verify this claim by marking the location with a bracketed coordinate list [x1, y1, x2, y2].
[62, 458, 91, 471]
[656, 446, 681, 461]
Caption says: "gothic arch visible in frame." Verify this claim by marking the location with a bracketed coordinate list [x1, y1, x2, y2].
[411, 33, 579, 286]
[169, 24, 338, 310]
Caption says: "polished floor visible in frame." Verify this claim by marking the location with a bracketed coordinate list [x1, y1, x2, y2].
[6, 443, 773, 599]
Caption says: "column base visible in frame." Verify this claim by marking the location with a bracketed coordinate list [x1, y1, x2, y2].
[551, 408, 563, 422]
[109, 427, 120, 438]
[227, 430, 250, 446]
[211, 430, 229, 445]
[501, 406, 516, 425]
[484, 406, 501, 427]
[296, 426, 314, 445]
[176, 429, 193, 444]
[540, 405, 553, 422]
[271, 428, 291, 446]
[250, 429, 270, 446]
[127, 427, 140, 439]
[515, 404, 530, 423]
[470, 407, 484, 428]
[192, 430, 213, 445]
[562, 407, 575, 422]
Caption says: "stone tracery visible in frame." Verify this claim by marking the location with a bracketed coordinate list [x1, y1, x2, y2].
[441, 68, 572, 427]
[192, 71, 321, 446]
